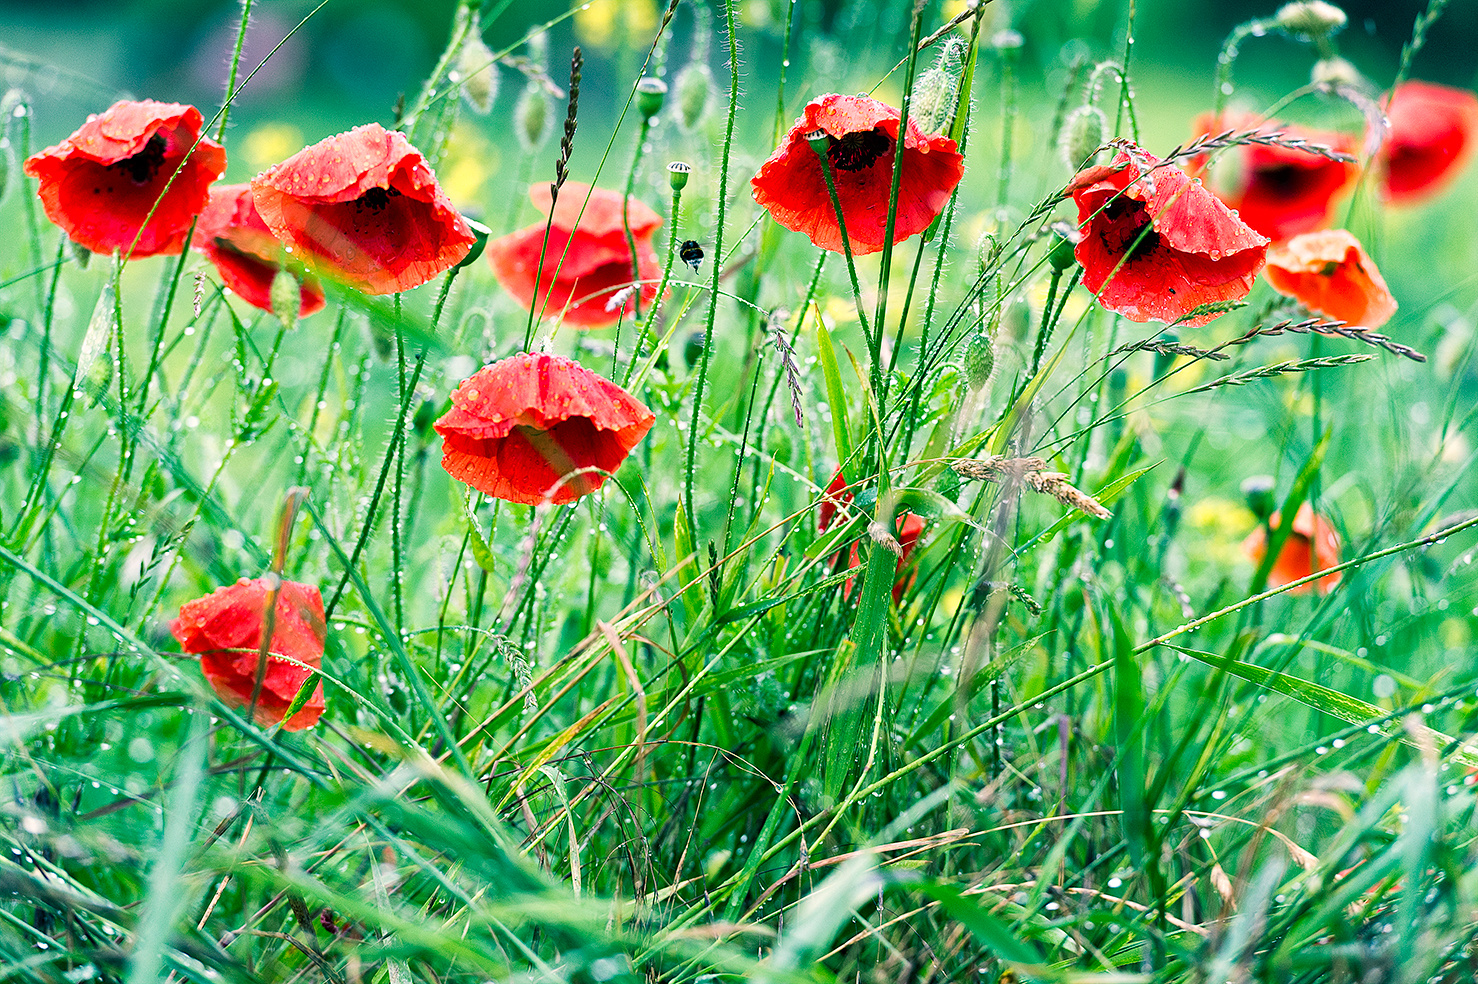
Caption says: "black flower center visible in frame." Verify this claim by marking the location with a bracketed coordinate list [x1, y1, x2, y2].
[1252, 163, 1306, 200]
[354, 186, 402, 211]
[1100, 196, 1161, 263]
[827, 127, 893, 171]
[114, 133, 168, 185]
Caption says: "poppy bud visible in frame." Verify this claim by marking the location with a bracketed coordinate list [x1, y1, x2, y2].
[912, 38, 966, 134]
[636, 77, 668, 122]
[683, 329, 707, 369]
[1046, 221, 1080, 272]
[1274, 1, 1347, 39]
[455, 21, 499, 115]
[1241, 475, 1277, 520]
[515, 82, 554, 152]
[270, 268, 300, 331]
[1311, 56, 1363, 88]
[667, 160, 691, 191]
[673, 61, 714, 132]
[963, 331, 996, 390]
[412, 396, 439, 440]
[1060, 104, 1106, 168]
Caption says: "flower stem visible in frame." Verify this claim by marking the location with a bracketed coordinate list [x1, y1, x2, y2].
[624, 182, 683, 388]
[622, 117, 652, 322]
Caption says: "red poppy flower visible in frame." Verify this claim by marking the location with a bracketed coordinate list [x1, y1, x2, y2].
[23, 99, 226, 258]
[752, 93, 965, 255]
[1069, 146, 1269, 327]
[818, 469, 926, 604]
[1264, 230, 1396, 329]
[1192, 113, 1358, 242]
[1241, 503, 1341, 594]
[486, 182, 663, 328]
[250, 123, 474, 295]
[192, 184, 325, 318]
[1380, 81, 1478, 205]
[435, 352, 655, 505]
[170, 577, 327, 731]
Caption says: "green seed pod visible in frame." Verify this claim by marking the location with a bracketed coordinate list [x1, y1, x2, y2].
[1275, 1, 1347, 39]
[455, 20, 498, 115]
[270, 268, 300, 331]
[673, 61, 714, 132]
[1060, 104, 1106, 169]
[1046, 221, 1080, 272]
[667, 160, 692, 191]
[683, 329, 707, 369]
[515, 81, 553, 152]
[636, 77, 668, 122]
[454, 217, 491, 270]
[963, 331, 996, 390]
[1241, 475, 1277, 520]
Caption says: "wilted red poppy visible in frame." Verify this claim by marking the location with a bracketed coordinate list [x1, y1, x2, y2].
[818, 469, 926, 604]
[486, 182, 663, 328]
[23, 99, 226, 258]
[1069, 146, 1269, 327]
[1192, 113, 1357, 242]
[1241, 503, 1341, 594]
[1380, 81, 1478, 205]
[170, 577, 327, 731]
[250, 123, 474, 295]
[192, 184, 325, 318]
[1265, 229, 1396, 329]
[752, 93, 965, 255]
[435, 352, 655, 505]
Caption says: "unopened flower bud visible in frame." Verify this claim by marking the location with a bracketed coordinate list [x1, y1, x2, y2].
[270, 268, 300, 331]
[667, 160, 691, 191]
[1241, 475, 1277, 520]
[1061, 104, 1106, 168]
[515, 81, 553, 152]
[963, 331, 996, 389]
[636, 77, 668, 121]
[1047, 221, 1081, 272]
[455, 23, 498, 115]
[1312, 56, 1363, 88]
[1275, 1, 1347, 39]
[673, 61, 714, 132]
[683, 329, 707, 369]
[912, 38, 966, 134]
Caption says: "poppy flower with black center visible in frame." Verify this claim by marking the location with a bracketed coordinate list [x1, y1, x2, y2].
[1069, 146, 1269, 327]
[170, 577, 327, 731]
[23, 99, 227, 257]
[1241, 503, 1341, 595]
[250, 123, 474, 295]
[192, 184, 325, 319]
[1379, 81, 1478, 205]
[435, 353, 655, 505]
[751, 93, 965, 255]
[1191, 113, 1358, 242]
[818, 469, 926, 604]
[486, 182, 664, 328]
[1265, 229, 1397, 329]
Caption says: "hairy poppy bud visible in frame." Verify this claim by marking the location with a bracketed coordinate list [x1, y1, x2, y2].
[1275, 1, 1347, 39]
[270, 268, 300, 331]
[674, 61, 714, 132]
[667, 160, 691, 191]
[455, 22, 499, 115]
[912, 38, 966, 134]
[963, 331, 995, 389]
[516, 82, 554, 152]
[1311, 56, 1363, 88]
[683, 329, 707, 369]
[1241, 475, 1277, 520]
[1047, 221, 1080, 272]
[636, 77, 668, 122]
[1060, 104, 1106, 168]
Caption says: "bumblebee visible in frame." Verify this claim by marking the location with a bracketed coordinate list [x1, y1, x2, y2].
[679, 239, 704, 272]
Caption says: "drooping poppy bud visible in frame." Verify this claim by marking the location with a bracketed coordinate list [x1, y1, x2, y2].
[911, 38, 966, 134]
[1241, 474, 1276, 519]
[1068, 145, 1269, 326]
[191, 183, 325, 320]
[1191, 111, 1358, 242]
[752, 93, 965, 255]
[434, 352, 656, 505]
[455, 17, 499, 115]
[486, 182, 664, 328]
[1060, 104, 1106, 169]
[1242, 502, 1341, 594]
[674, 62, 714, 132]
[170, 577, 328, 731]
[516, 81, 554, 151]
[1379, 81, 1478, 205]
[1264, 229, 1396, 329]
[250, 123, 475, 295]
[24, 99, 227, 257]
